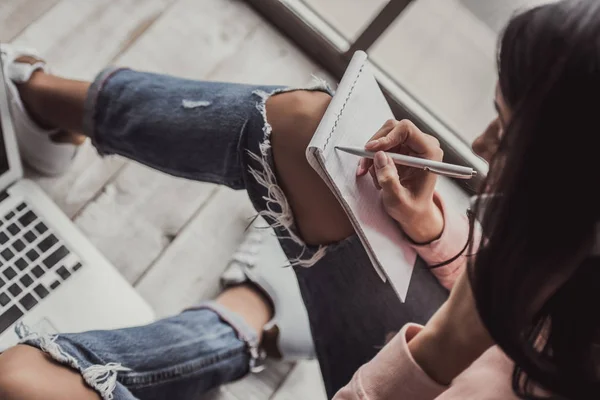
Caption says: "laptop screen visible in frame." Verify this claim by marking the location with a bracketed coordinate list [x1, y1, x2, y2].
[0, 103, 11, 176]
[0, 53, 18, 187]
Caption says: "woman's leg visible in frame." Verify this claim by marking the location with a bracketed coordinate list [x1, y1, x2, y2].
[16, 67, 449, 397]
[0, 286, 270, 400]
[17, 66, 351, 244]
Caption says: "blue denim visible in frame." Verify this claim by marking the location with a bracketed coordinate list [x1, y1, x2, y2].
[20, 303, 256, 400]
[22, 68, 448, 399]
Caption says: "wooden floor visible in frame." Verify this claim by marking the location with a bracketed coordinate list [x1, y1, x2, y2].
[0, 0, 328, 398]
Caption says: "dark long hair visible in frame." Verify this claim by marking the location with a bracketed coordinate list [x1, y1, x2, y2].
[469, 1, 600, 398]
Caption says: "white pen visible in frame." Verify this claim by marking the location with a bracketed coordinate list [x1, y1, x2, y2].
[335, 145, 477, 180]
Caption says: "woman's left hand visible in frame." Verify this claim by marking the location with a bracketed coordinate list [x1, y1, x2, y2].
[408, 270, 494, 385]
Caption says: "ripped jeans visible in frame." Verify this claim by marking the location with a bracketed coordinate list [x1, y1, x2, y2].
[20, 69, 448, 399]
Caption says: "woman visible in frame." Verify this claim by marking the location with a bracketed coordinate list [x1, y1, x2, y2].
[0, 0, 597, 399]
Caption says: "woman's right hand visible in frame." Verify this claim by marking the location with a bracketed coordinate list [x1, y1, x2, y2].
[357, 119, 445, 244]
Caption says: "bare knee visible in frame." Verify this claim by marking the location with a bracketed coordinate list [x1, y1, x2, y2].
[267, 90, 332, 156]
[0, 346, 43, 399]
[0, 345, 99, 400]
[267, 90, 355, 245]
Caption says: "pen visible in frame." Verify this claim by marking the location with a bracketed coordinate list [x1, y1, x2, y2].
[335, 146, 477, 180]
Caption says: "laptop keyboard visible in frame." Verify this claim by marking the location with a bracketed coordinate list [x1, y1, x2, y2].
[0, 202, 84, 334]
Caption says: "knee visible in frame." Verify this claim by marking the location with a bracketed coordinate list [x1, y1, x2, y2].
[267, 90, 332, 157]
[265, 90, 355, 245]
[0, 346, 44, 399]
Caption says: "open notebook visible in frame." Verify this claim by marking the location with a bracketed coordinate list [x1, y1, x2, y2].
[306, 51, 417, 301]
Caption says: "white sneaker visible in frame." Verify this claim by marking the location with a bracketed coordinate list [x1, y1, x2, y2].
[0, 44, 79, 175]
[222, 217, 316, 361]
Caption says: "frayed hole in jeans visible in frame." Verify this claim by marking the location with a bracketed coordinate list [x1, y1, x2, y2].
[249, 85, 332, 268]
[16, 322, 130, 400]
[182, 99, 211, 109]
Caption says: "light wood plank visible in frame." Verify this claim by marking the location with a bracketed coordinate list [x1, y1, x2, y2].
[225, 360, 294, 400]
[181, 362, 293, 400]
[202, 388, 241, 400]
[271, 361, 327, 400]
[28, 144, 125, 218]
[0, 0, 60, 42]
[135, 188, 255, 314]
[11, 0, 175, 80]
[114, 0, 264, 80]
[74, 162, 219, 284]
[207, 19, 323, 86]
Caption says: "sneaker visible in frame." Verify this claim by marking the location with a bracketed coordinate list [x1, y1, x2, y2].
[222, 217, 316, 361]
[0, 44, 80, 175]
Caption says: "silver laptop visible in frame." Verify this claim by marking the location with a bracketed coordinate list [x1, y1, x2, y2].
[0, 61, 154, 350]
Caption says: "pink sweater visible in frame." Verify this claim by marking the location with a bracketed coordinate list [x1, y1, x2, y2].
[333, 193, 522, 400]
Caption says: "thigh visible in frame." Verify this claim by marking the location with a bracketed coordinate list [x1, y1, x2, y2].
[19, 306, 254, 400]
[292, 236, 449, 398]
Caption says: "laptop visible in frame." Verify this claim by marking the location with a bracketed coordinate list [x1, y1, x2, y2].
[0, 59, 154, 350]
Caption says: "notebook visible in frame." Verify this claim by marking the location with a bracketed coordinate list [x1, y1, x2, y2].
[306, 51, 417, 301]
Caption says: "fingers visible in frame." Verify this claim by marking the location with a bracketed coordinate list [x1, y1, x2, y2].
[357, 157, 371, 177]
[367, 120, 442, 159]
[369, 163, 380, 190]
[374, 151, 404, 200]
[357, 119, 397, 176]
[357, 119, 442, 177]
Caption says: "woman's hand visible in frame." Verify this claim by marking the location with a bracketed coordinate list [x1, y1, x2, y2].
[408, 270, 494, 385]
[357, 119, 444, 243]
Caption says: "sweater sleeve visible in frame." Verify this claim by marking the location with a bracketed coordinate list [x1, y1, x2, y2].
[333, 324, 448, 400]
[408, 192, 479, 290]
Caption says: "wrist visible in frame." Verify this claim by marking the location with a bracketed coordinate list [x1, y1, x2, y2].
[408, 304, 494, 385]
[400, 201, 444, 244]
[408, 325, 453, 385]
[408, 317, 481, 385]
